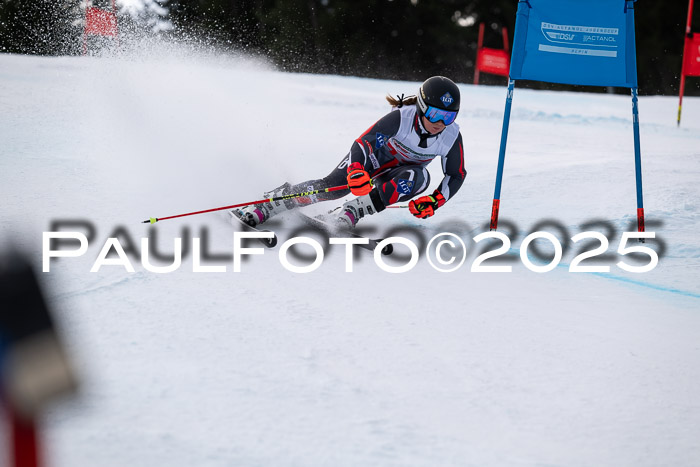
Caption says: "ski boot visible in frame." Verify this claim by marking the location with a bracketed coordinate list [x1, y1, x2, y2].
[238, 182, 294, 226]
[336, 189, 385, 229]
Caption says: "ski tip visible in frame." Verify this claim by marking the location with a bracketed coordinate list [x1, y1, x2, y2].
[380, 243, 393, 255]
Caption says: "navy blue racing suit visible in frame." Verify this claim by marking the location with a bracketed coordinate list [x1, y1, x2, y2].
[288, 104, 466, 209]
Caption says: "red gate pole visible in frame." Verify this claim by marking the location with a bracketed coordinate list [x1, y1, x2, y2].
[111, 0, 120, 50]
[501, 26, 509, 55]
[474, 23, 485, 85]
[679, 0, 695, 126]
[4, 396, 40, 467]
[10, 405, 40, 467]
[82, 0, 90, 55]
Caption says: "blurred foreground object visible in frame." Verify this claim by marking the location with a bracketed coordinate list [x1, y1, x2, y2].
[1, 253, 78, 467]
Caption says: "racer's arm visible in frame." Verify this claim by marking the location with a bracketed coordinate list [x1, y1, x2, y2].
[408, 133, 466, 218]
[435, 133, 466, 202]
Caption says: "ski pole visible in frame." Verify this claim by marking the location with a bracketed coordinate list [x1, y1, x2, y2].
[142, 184, 350, 224]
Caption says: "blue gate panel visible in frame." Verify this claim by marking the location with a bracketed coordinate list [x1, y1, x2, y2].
[510, 0, 638, 88]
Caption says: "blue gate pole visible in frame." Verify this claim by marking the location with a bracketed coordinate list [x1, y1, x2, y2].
[631, 87, 645, 233]
[490, 78, 516, 230]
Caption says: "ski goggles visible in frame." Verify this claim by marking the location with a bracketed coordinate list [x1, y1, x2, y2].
[418, 94, 458, 125]
[424, 105, 458, 125]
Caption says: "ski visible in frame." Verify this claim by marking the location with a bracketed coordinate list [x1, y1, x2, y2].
[295, 212, 393, 256]
[227, 209, 278, 248]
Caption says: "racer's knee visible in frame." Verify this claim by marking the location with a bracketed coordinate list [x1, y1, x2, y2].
[375, 166, 430, 205]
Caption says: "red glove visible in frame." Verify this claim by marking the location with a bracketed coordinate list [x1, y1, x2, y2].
[346, 162, 372, 196]
[409, 191, 446, 218]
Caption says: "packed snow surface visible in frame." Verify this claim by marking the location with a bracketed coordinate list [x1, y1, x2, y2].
[1, 51, 700, 466]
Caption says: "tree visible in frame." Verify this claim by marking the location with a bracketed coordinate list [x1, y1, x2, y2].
[1, 0, 699, 96]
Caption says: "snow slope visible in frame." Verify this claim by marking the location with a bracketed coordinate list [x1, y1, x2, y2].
[1, 50, 700, 466]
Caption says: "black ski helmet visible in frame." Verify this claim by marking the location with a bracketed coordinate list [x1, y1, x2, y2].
[417, 76, 460, 117]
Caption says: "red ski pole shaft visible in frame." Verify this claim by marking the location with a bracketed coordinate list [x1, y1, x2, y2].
[142, 184, 349, 224]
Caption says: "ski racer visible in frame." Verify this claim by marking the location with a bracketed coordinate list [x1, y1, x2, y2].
[239, 76, 466, 229]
